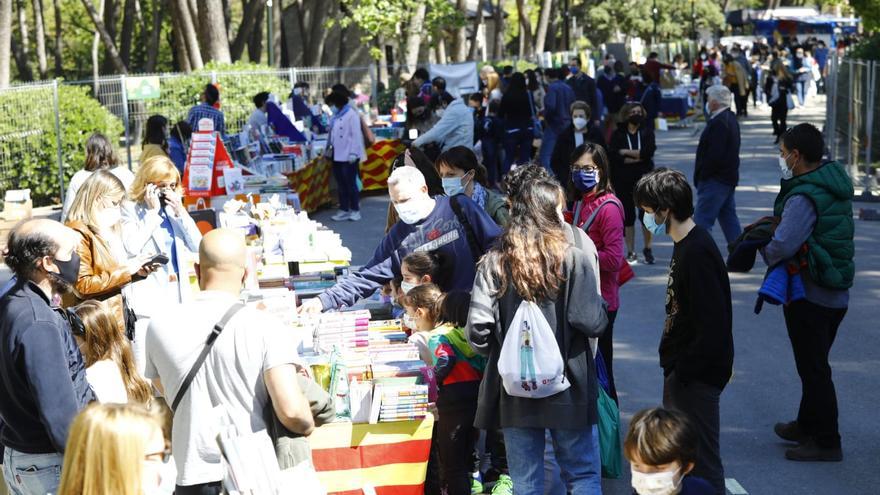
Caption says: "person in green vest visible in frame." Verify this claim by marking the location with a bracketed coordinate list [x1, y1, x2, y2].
[764, 123, 854, 462]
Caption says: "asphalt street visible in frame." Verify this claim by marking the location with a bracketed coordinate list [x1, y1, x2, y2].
[315, 94, 880, 495]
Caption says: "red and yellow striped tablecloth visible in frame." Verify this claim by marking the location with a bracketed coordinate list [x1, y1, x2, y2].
[360, 139, 405, 191]
[286, 157, 333, 212]
[308, 416, 433, 495]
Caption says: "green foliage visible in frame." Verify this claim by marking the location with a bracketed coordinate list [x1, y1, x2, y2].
[0, 84, 122, 206]
[586, 0, 724, 46]
[851, 0, 880, 33]
[142, 62, 292, 134]
[849, 33, 880, 60]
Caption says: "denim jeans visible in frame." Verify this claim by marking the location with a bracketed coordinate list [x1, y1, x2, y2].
[332, 160, 360, 212]
[537, 126, 560, 171]
[694, 179, 743, 245]
[795, 80, 807, 106]
[504, 425, 601, 495]
[502, 125, 534, 175]
[2, 448, 63, 495]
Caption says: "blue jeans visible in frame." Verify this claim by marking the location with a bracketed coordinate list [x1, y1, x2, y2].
[795, 80, 807, 106]
[537, 126, 560, 171]
[332, 160, 360, 212]
[2, 448, 63, 495]
[504, 425, 601, 495]
[694, 179, 742, 245]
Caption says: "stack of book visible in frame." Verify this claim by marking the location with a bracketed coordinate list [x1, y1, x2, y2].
[373, 383, 430, 423]
[313, 310, 372, 352]
[368, 319, 408, 346]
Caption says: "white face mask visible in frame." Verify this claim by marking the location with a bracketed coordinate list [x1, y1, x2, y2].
[97, 206, 122, 230]
[631, 468, 682, 495]
[436, 109, 445, 118]
[394, 198, 434, 225]
[401, 280, 417, 294]
[573, 117, 588, 130]
[403, 313, 417, 330]
[779, 154, 793, 180]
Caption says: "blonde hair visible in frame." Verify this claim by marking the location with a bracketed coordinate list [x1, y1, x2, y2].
[65, 170, 126, 229]
[58, 403, 163, 495]
[73, 300, 152, 405]
[130, 156, 182, 203]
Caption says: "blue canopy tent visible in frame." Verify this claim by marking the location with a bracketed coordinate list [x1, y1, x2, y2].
[751, 15, 860, 47]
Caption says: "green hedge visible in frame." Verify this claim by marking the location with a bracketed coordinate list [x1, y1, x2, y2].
[0, 83, 123, 207]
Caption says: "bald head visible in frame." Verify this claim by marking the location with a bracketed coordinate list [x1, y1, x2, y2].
[199, 228, 247, 271]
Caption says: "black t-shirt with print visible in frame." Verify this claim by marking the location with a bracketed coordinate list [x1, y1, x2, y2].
[659, 225, 734, 389]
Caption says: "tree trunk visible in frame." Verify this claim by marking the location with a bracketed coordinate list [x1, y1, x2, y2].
[435, 35, 447, 64]
[101, 0, 116, 74]
[492, 0, 504, 60]
[468, 0, 484, 61]
[170, 7, 191, 72]
[221, 0, 229, 40]
[173, 0, 203, 69]
[229, 0, 263, 61]
[304, 0, 331, 66]
[271, 0, 280, 65]
[196, 0, 231, 63]
[403, 2, 426, 73]
[15, 0, 31, 77]
[246, 0, 263, 63]
[0, 0, 10, 87]
[119, 0, 135, 67]
[336, 13, 346, 67]
[534, 0, 552, 54]
[376, 35, 388, 89]
[144, 0, 163, 71]
[452, 0, 466, 62]
[515, 0, 532, 60]
[81, 0, 128, 73]
[52, 0, 60, 75]
[546, 0, 558, 52]
[31, 0, 47, 78]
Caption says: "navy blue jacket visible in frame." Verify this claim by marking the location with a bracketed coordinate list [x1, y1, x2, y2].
[0, 281, 95, 453]
[694, 108, 741, 187]
[318, 195, 501, 309]
[566, 74, 598, 122]
[544, 81, 576, 133]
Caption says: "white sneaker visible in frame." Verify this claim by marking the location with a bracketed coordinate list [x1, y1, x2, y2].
[331, 210, 351, 221]
[348, 211, 362, 221]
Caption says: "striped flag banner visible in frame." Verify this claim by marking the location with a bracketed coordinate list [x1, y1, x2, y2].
[360, 140, 405, 191]
[308, 416, 434, 495]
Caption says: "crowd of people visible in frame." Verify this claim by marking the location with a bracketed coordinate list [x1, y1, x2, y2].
[0, 46, 855, 495]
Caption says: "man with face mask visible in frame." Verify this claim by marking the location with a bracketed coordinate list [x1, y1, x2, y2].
[145, 229, 314, 494]
[299, 166, 501, 313]
[693, 85, 743, 247]
[764, 124, 852, 462]
[412, 77, 475, 153]
[0, 219, 96, 495]
[634, 169, 733, 495]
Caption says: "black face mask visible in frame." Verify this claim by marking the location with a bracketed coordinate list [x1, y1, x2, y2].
[53, 252, 81, 287]
[628, 114, 644, 126]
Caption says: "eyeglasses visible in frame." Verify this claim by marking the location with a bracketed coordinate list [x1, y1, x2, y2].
[144, 448, 172, 464]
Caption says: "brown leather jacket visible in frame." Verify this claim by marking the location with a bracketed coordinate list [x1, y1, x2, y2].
[64, 220, 132, 332]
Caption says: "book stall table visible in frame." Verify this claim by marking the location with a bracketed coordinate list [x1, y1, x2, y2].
[308, 416, 434, 495]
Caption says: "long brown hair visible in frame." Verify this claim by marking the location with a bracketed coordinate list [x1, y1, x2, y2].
[84, 133, 121, 172]
[485, 176, 569, 301]
[74, 300, 152, 405]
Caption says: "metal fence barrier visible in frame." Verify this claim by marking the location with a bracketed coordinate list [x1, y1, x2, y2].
[825, 54, 879, 197]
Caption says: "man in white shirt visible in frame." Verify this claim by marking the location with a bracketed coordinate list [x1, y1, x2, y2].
[248, 92, 270, 134]
[146, 228, 314, 495]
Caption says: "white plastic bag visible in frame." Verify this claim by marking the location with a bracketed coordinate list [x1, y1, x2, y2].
[497, 301, 569, 399]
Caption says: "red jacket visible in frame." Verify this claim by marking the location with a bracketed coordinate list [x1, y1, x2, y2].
[571, 191, 625, 311]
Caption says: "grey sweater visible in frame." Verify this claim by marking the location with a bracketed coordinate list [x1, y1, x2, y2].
[466, 226, 608, 430]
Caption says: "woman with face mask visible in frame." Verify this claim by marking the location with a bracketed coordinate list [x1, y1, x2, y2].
[550, 100, 607, 184]
[609, 102, 657, 264]
[58, 403, 174, 495]
[566, 143, 625, 403]
[624, 408, 716, 495]
[121, 156, 202, 373]
[64, 170, 157, 341]
[435, 146, 510, 227]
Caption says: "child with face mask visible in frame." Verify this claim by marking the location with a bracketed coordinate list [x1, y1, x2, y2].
[402, 285, 487, 495]
[625, 407, 715, 495]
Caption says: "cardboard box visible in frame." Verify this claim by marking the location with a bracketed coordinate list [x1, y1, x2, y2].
[2, 189, 33, 221]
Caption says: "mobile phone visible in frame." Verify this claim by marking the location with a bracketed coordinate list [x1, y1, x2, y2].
[147, 254, 169, 266]
[158, 191, 168, 208]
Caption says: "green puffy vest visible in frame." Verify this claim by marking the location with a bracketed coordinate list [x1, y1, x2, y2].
[773, 161, 854, 290]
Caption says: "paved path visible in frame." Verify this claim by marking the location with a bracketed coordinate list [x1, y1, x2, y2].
[319, 95, 880, 494]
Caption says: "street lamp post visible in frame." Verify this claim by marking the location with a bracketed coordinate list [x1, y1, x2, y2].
[563, 0, 570, 51]
[652, 0, 658, 45]
[691, 0, 697, 42]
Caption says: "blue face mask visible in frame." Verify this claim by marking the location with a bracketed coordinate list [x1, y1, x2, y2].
[569, 66, 579, 75]
[642, 211, 667, 235]
[571, 170, 598, 192]
[442, 173, 471, 197]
